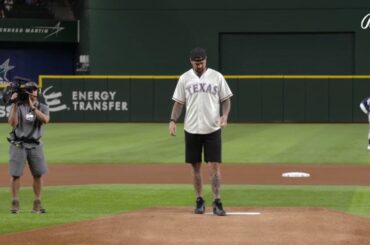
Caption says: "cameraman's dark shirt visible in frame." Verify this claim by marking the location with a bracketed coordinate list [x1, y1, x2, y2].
[8, 103, 49, 142]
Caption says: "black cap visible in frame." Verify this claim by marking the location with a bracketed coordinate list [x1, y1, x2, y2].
[190, 47, 207, 61]
[25, 81, 39, 89]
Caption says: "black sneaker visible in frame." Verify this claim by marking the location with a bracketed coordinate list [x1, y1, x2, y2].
[194, 197, 205, 214]
[10, 200, 19, 214]
[31, 200, 46, 214]
[212, 198, 226, 216]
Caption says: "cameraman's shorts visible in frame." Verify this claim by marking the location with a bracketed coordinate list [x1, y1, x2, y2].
[9, 143, 48, 177]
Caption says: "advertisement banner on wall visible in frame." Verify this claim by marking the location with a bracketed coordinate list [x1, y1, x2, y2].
[0, 19, 78, 43]
[40, 78, 130, 122]
[0, 75, 177, 122]
[0, 77, 130, 122]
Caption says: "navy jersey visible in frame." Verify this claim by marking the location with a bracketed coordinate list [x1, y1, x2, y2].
[360, 96, 370, 114]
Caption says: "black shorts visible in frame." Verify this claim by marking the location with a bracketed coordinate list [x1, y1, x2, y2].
[185, 129, 221, 164]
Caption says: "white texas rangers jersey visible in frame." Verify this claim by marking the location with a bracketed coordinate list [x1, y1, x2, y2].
[172, 68, 233, 134]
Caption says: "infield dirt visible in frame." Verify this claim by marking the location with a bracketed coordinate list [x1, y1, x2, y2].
[1, 164, 370, 186]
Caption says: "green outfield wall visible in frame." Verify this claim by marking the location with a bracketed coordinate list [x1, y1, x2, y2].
[2, 2, 370, 123]
[70, 1, 370, 123]
[79, 0, 370, 75]
[0, 75, 363, 123]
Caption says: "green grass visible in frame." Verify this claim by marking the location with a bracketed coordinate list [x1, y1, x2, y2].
[0, 123, 368, 164]
[1, 184, 370, 234]
[0, 123, 368, 234]
[223, 123, 369, 164]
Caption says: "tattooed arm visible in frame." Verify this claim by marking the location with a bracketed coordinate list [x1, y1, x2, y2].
[220, 98, 231, 128]
[169, 101, 184, 136]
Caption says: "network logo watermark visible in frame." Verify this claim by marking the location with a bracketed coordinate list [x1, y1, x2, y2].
[361, 13, 370, 30]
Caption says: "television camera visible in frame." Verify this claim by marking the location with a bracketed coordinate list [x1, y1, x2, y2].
[1, 76, 39, 105]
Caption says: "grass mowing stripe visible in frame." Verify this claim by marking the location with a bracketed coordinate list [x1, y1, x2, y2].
[0, 184, 369, 234]
[0, 123, 369, 164]
[347, 188, 370, 218]
[223, 123, 368, 164]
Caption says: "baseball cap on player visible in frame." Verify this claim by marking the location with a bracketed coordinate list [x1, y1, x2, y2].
[190, 47, 207, 61]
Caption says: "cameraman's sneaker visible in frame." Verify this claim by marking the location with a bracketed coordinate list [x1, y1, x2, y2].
[194, 197, 205, 214]
[212, 198, 226, 216]
[31, 200, 46, 214]
[10, 200, 19, 214]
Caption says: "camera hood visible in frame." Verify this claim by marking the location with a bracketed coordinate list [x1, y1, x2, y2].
[13, 76, 38, 89]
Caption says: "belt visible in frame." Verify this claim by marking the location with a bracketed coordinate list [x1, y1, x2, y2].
[7, 137, 40, 145]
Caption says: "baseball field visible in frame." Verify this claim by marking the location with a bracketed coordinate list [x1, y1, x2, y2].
[0, 123, 370, 244]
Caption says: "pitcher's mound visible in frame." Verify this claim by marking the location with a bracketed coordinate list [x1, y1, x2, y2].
[1, 207, 370, 245]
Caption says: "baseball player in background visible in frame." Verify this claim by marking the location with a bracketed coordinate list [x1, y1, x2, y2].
[360, 96, 370, 150]
[169, 47, 233, 216]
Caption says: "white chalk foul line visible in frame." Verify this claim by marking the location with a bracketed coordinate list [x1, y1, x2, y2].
[205, 212, 261, 216]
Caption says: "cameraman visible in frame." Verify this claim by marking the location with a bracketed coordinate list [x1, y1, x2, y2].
[7, 81, 50, 214]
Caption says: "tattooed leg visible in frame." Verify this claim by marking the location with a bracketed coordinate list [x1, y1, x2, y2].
[191, 163, 203, 198]
[209, 162, 221, 200]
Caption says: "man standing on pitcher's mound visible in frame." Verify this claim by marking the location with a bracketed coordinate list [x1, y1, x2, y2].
[169, 47, 233, 216]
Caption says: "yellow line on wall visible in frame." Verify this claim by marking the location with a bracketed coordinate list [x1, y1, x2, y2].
[224, 75, 370, 79]
[38, 75, 180, 88]
[35, 74, 370, 88]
